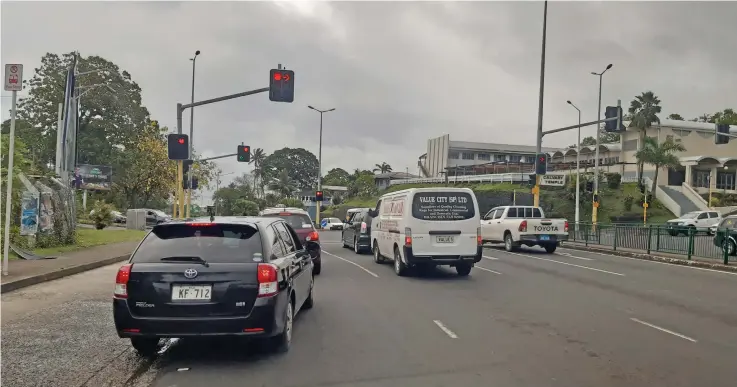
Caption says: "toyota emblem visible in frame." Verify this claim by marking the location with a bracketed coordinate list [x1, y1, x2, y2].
[184, 268, 198, 279]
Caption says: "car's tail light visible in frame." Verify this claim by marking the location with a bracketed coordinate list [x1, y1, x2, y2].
[404, 227, 412, 247]
[257, 263, 278, 297]
[306, 231, 320, 242]
[477, 227, 482, 246]
[360, 222, 367, 234]
[518, 220, 528, 233]
[564, 221, 569, 233]
[114, 263, 132, 299]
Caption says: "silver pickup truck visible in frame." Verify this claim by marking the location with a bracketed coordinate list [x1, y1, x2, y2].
[480, 205, 569, 253]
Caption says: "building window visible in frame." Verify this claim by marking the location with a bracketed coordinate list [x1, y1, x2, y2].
[449, 152, 459, 159]
[494, 155, 506, 162]
[509, 155, 522, 163]
[477, 153, 491, 161]
[461, 152, 474, 160]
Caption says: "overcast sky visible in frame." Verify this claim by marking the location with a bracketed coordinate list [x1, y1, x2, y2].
[2, 1, 736, 202]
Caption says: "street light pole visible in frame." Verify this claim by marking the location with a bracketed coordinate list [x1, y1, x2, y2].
[567, 100, 582, 231]
[308, 105, 335, 227]
[533, 0, 548, 208]
[186, 50, 200, 218]
[591, 63, 613, 225]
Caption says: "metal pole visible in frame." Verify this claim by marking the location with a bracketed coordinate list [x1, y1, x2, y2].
[533, 0, 548, 208]
[592, 73, 603, 225]
[567, 100, 581, 232]
[175, 103, 184, 219]
[3, 90, 18, 275]
[186, 52, 199, 218]
[316, 112, 323, 226]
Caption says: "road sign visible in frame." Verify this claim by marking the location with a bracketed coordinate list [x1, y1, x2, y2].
[4, 64, 23, 91]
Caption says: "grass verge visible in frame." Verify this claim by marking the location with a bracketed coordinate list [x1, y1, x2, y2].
[30, 228, 147, 257]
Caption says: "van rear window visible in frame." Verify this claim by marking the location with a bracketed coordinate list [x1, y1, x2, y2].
[412, 192, 475, 221]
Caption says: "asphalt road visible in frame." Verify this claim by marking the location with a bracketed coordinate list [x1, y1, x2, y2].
[3, 231, 737, 387]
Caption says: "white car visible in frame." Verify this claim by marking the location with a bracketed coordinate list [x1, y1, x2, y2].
[324, 218, 344, 230]
[368, 187, 482, 276]
[666, 211, 722, 236]
[480, 206, 568, 253]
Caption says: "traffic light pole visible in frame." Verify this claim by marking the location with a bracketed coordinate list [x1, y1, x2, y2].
[174, 86, 270, 219]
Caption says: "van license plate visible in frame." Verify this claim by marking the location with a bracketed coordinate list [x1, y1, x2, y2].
[539, 235, 550, 241]
[172, 285, 212, 301]
[436, 236, 455, 243]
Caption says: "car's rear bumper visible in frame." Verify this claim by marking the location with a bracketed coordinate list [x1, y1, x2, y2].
[357, 235, 371, 250]
[519, 234, 568, 244]
[403, 246, 482, 265]
[113, 292, 288, 338]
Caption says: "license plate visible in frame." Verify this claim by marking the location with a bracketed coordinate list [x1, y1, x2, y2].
[539, 235, 550, 241]
[436, 236, 455, 243]
[172, 284, 212, 301]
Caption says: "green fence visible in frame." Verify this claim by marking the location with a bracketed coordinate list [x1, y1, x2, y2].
[568, 223, 732, 265]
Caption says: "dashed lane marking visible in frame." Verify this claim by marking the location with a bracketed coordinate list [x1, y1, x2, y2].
[322, 251, 380, 278]
[433, 320, 458, 338]
[630, 318, 697, 343]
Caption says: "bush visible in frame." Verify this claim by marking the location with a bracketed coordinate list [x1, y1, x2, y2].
[89, 200, 114, 230]
[280, 198, 305, 209]
[623, 194, 634, 212]
[606, 173, 622, 189]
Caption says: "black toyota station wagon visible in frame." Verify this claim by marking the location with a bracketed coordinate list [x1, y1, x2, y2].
[113, 217, 315, 356]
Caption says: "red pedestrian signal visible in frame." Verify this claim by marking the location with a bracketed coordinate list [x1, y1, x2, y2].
[167, 134, 189, 160]
[178, 138, 185, 145]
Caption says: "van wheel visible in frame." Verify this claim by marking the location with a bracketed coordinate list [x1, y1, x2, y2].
[130, 337, 160, 357]
[354, 238, 362, 254]
[544, 244, 557, 253]
[504, 233, 517, 252]
[394, 246, 409, 276]
[373, 242, 385, 264]
[456, 263, 472, 276]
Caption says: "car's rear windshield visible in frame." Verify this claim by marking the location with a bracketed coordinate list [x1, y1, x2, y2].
[328, 218, 341, 223]
[132, 223, 263, 263]
[412, 192, 475, 221]
[719, 217, 737, 229]
[261, 213, 314, 230]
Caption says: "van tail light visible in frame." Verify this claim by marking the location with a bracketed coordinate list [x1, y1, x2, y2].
[114, 263, 132, 299]
[306, 231, 320, 242]
[360, 222, 367, 234]
[257, 263, 278, 297]
[477, 227, 482, 246]
[404, 227, 412, 247]
[518, 220, 528, 233]
[564, 221, 569, 233]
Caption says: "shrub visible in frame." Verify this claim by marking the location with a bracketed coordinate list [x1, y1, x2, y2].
[606, 173, 622, 189]
[623, 195, 634, 212]
[89, 200, 114, 230]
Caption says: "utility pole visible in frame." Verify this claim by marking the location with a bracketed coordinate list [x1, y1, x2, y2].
[567, 100, 582, 231]
[186, 50, 200, 218]
[533, 0, 548, 208]
[591, 63, 613, 226]
[307, 105, 336, 226]
[3, 63, 23, 275]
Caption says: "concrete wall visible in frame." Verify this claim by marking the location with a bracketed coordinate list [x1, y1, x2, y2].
[425, 134, 450, 178]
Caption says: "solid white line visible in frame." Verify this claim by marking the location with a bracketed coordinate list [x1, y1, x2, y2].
[559, 247, 737, 277]
[483, 255, 499, 260]
[433, 320, 458, 338]
[322, 251, 379, 278]
[475, 266, 502, 275]
[504, 251, 626, 276]
[556, 252, 594, 261]
[630, 318, 697, 343]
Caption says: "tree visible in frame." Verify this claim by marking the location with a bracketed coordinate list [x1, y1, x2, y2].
[709, 108, 737, 125]
[261, 148, 318, 191]
[348, 170, 377, 198]
[635, 136, 686, 194]
[667, 113, 684, 121]
[248, 147, 266, 197]
[627, 91, 662, 183]
[373, 162, 392, 173]
[268, 169, 298, 198]
[232, 199, 259, 216]
[323, 168, 351, 186]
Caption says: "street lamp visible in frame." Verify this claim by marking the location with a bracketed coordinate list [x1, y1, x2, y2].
[307, 105, 335, 226]
[591, 63, 613, 225]
[567, 100, 582, 231]
[186, 50, 201, 218]
[533, 0, 548, 208]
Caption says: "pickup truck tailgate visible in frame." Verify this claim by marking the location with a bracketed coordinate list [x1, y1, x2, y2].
[520, 219, 568, 242]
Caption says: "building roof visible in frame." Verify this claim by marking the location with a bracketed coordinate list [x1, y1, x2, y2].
[449, 141, 558, 154]
[549, 142, 621, 157]
[374, 171, 420, 180]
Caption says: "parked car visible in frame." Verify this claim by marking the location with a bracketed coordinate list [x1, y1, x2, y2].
[665, 211, 722, 236]
[323, 217, 344, 230]
[712, 215, 737, 256]
[341, 209, 374, 254]
[481, 205, 568, 253]
[113, 217, 315, 356]
[259, 207, 322, 275]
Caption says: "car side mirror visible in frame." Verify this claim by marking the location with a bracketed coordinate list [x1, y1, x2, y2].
[367, 209, 378, 217]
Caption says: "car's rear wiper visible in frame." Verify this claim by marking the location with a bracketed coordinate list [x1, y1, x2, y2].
[160, 256, 210, 267]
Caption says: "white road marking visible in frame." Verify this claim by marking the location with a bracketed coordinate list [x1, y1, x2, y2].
[556, 252, 594, 261]
[322, 251, 379, 278]
[630, 318, 697, 343]
[475, 266, 502, 275]
[504, 251, 626, 276]
[433, 320, 458, 338]
[483, 255, 499, 260]
[559, 247, 737, 277]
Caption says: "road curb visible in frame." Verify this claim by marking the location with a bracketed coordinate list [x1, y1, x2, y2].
[0, 255, 130, 294]
[560, 243, 737, 273]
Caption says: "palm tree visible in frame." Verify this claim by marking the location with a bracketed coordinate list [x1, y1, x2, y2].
[667, 113, 684, 121]
[268, 169, 297, 198]
[249, 148, 266, 197]
[627, 91, 662, 183]
[635, 136, 686, 194]
[373, 162, 392, 174]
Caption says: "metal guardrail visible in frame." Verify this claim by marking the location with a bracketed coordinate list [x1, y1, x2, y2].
[568, 223, 732, 265]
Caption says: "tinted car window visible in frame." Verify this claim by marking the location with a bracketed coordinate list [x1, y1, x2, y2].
[412, 192, 475, 221]
[718, 217, 737, 229]
[132, 224, 263, 263]
[261, 213, 313, 230]
[274, 222, 296, 253]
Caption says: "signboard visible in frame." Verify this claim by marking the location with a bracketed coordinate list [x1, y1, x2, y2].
[4, 64, 23, 91]
[20, 191, 39, 236]
[540, 175, 565, 187]
[411, 192, 476, 221]
[74, 164, 113, 190]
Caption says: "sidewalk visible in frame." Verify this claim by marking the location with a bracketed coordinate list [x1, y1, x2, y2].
[0, 241, 139, 293]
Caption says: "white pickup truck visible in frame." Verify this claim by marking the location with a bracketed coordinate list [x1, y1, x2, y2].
[480, 205, 568, 253]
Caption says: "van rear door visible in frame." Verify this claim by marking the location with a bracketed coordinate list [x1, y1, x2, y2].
[409, 191, 479, 256]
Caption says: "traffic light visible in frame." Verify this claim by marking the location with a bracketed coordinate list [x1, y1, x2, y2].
[528, 174, 536, 186]
[167, 134, 189, 160]
[715, 124, 731, 144]
[586, 181, 594, 192]
[593, 193, 599, 203]
[604, 106, 625, 132]
[315, 191, 323, 202]
[269, 69, 295, 103]
[237, 145, 251, 162]
[535, 153, 547, 175]
[191, 177, 199, 190]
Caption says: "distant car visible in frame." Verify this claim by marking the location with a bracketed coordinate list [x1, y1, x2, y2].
[89, 209, 126, 224]
[324, 218, 344, 230]
[342, 209, 374, 254]
[113, 217, 315, 356]
[712, 215, 737, 256]
[665, 211, 722, 236]
[259, 207, 322, 275]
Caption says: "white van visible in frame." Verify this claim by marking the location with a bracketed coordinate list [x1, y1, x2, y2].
[367, 187, 482, 276]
